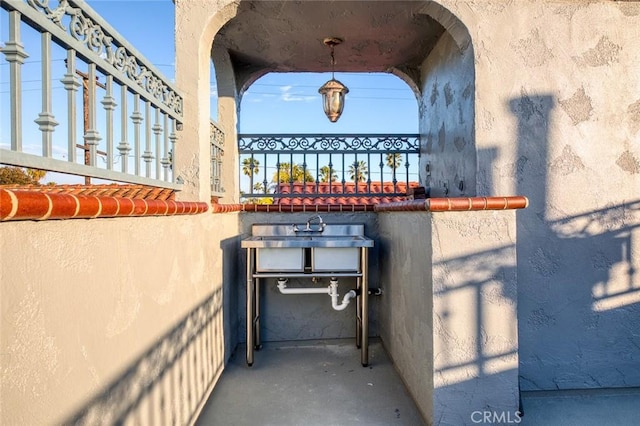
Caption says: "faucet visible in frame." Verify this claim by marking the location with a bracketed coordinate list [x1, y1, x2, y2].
[304, 214, 325, 232]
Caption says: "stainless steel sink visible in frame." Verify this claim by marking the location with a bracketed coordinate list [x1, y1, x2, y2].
[241, 218, 374, 366]
[241, 223, 374, 272]
[241, 235, 373, 248]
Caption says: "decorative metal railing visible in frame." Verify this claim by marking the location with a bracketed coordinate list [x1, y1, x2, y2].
[0, 0, 182, 188]
[210, 120, 224, 196]
[238, 134, 420, 202]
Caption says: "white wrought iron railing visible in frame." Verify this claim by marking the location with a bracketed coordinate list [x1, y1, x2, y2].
[210, 119, 224, 197]
[0, 0, 183, 188]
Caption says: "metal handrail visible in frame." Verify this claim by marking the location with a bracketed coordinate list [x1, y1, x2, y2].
[0, 0, 182, 188]
[238, 133, 420, 202]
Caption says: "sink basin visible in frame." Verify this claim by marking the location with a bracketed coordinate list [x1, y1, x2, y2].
[242, 223, 374, 273]
[241, 235, 373, 248]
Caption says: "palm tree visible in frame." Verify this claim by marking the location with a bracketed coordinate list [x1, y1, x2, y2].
[385, 153, 403, 171]
[319, 165, 338, 183]
[349, 160, 368, 182]
[272, 162, 315, 184]
[242, 157, 260, 190]
[253, 182, 266, 193]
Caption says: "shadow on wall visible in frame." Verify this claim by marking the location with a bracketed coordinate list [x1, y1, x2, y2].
[432, 244, 520, 424]
[64, 289, 224, 426]
[220, 235, 242, 363]
[512, 94, 640, 390]
[434, 245, 518, 380]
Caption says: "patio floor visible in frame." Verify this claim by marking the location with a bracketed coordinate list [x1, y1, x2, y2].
[195, 338, 426, 425]
[195, 338, 640, 426]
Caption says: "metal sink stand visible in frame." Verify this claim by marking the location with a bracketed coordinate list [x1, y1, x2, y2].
[244, 246, 370, 367]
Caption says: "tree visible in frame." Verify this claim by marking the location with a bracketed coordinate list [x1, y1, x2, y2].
[242, 157, 260, 190]
[0, 167, 47, 185]
[319, 165, 338, 183]
[348, 160, 368, 182]
[272, 162, 314, 184]
[385, 153, 403, 171]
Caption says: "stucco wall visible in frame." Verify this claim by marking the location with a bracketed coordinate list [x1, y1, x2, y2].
[237, 212, 380, 343]
[378, 211, 519, 424]
[0, 213, 237, 425]
[431, 0, 640, 391]
[377, 212, 434, 423]
[430, 211, 519, 424]
[419, 29, 476, 197]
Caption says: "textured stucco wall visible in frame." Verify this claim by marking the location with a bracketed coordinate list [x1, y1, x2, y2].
[422, 0, 640, 391]
[419, 29, 476, 197]
[430, 211, 519, 424]
[175, 0, 241, 203]
[377, 212, 433, 423]
[0, 213, 237, 425]
[238, 213, 380, 343]
[378, 211, 519, 424]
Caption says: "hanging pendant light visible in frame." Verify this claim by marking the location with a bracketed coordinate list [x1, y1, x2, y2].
[318, 37, 349, 123]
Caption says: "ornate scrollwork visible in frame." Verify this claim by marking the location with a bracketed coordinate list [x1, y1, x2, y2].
[239, 134, 420, 153]
[24, 0, 183, 117]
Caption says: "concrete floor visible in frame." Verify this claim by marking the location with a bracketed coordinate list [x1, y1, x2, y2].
[520, 387, 640, 426]
[196, 339, 425, 426]
[196, 338, 640, 426]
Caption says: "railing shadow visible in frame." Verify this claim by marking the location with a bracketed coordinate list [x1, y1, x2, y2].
[63, 289, 224, 426]
[512, 93, 640, 391]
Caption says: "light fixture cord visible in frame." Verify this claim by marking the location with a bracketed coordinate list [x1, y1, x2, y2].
[330, 45, 336, 79]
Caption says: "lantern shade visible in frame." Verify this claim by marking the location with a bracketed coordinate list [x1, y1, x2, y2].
[318, 78, 349, 122]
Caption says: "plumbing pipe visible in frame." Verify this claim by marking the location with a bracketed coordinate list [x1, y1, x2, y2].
[329, 279, 356, 311]
[277, 279, 330, 295]
[276, 278, 355, 311]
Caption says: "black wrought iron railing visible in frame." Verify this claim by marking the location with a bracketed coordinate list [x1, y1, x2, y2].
[238, 134, 420, 203]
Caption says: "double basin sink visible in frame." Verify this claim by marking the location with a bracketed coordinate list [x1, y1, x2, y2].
[241, 223, 374, 273]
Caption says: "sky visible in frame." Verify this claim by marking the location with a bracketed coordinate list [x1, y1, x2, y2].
[0, 0, 420, 186]
[85, 0, 419, 134]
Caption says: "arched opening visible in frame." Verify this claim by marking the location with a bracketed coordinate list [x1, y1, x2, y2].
[236, 71, 420, 201]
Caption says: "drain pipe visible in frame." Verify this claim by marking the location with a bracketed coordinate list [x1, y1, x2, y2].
[277, 278, 330, 294]
[276, 278, 356, 311]
[329, 278, 356, 311]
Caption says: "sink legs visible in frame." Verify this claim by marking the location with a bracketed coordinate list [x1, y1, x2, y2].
[245, 246, 369, 367]
[246, 248, 255, 366]
[360, 246, 369, 366]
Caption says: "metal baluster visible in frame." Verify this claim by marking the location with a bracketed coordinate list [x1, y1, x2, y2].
[315, 152, 319, 193]
[143, 101, 153, 177]
[366, 151, 372, 193]
[341, 154, 346, 194]
[3, 11, 28, 152]
[131, 94, 143, 175]
[101, 75, 116, 170]
[61, 50, 80, 162]
[405, 152, 410, 193]
[354, 153, 359, 194]
[83, 64, 101, 165]
[302, 153, 307, 194]
[153, 108, 162, 179]
[378, 153, 384, 193]
[275, 154, 281, 195]
[289, 152, 293, 194]
[162, 114, 170, 181]
[392, 152, 398, 193]
[118, 86, 131, 173]
[328, 154, 333, 195]
[169, 119, 177, 182]
[35, 32, 58, 157]
[262, 153, 268, 196]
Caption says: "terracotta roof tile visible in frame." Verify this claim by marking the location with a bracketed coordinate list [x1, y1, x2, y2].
[0, 184, 175, 200]
[273, 181, 419, 206]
